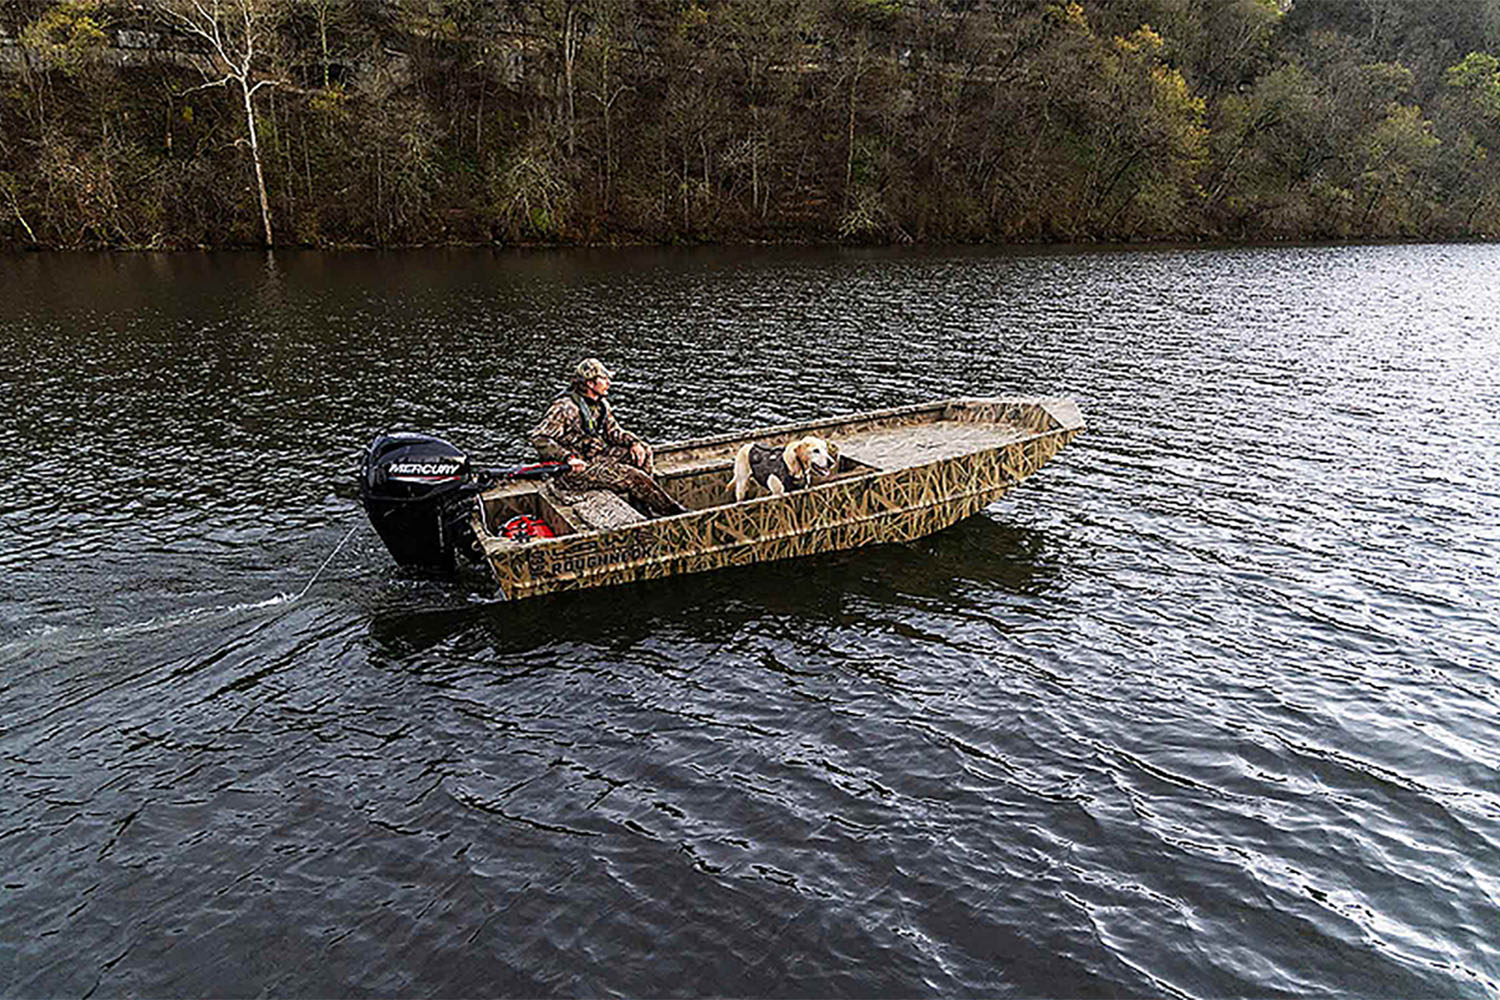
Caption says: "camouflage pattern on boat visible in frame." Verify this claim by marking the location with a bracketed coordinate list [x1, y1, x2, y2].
[463, 397, 1084, 600]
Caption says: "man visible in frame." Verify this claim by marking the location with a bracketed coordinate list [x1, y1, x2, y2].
[528, 358, 688, 517]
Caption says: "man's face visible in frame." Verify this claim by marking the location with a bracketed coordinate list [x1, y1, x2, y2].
[591, 375, 611, 396]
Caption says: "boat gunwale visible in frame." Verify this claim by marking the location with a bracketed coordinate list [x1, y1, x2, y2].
[649, 395, 1082, 460]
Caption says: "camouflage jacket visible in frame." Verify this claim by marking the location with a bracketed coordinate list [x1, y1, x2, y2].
[528, 390, 641, 462]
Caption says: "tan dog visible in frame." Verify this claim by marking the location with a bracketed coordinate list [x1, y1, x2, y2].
[727, 435, 838, 502]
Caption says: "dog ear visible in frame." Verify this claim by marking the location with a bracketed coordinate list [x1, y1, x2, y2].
[793, 441, 813, 476]
[782, 439, 803, 477]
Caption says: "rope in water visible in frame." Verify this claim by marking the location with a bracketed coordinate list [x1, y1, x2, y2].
[294, 521, 362, 600]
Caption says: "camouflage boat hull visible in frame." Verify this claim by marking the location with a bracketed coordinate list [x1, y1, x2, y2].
[464, 397, 1084, 600]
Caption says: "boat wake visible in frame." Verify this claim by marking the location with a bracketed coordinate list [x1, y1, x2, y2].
[5, 524, 364, 656]
[11, 592, 297, 647]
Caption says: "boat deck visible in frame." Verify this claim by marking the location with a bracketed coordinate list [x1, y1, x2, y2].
[657, 412, 1031, 477]
[832, 420, 1031, 469]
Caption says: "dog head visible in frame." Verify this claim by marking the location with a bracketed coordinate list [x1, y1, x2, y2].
[783, 436, 838, 481]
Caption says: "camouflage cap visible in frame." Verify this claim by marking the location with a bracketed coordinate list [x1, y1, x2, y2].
[573, 357, 615, 382]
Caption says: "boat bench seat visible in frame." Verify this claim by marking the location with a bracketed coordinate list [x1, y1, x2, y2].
[545, 486, 647, 531]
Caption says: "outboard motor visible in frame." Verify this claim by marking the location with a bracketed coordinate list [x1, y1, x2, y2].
[359, 432, 481, 572]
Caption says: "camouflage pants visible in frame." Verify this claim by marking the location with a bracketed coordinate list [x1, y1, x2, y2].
[561, 444, 684, 517]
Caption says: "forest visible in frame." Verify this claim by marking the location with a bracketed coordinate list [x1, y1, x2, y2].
[2, 0, 1499, 249]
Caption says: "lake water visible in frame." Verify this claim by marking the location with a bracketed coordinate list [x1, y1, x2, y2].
[1, 243, 1497, 997]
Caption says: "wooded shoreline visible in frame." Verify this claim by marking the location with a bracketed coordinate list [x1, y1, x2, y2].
[3, 0, 1499, 252]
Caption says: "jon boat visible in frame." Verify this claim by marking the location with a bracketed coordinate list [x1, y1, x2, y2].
[453, 397, 1084, 600]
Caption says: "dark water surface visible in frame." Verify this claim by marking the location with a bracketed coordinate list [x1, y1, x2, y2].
[2, 244, 1497, 998]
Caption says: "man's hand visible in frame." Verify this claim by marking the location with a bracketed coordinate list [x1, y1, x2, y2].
[568, 455, 587, 472]
[630, 442, 647, 467]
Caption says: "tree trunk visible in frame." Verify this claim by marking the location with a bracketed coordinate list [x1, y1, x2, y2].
[563, 5, 579, 159]
[1360, 179, 1385, 232]
[845, 87, 857, 210]
[279, 92, 295, 228]
[319, 7, 330, 90]
[701, 133, 710, 211]
[751, 107, 760, 215]
[241, 79, 274, 246]
[475, 46, 487, 154]
[600, 40, 612, 213]
[844, 50, 865, 212]
[4, 181, 38, 244]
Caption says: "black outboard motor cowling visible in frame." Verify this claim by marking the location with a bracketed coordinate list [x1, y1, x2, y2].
[360, 432, 481, 571]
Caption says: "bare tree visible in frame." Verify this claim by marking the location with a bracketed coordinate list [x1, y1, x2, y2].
[555, 0, 583, 159]
[585, 2, 633, 214]
[152, 0, 280, 246]
[307, 0, 350, 91]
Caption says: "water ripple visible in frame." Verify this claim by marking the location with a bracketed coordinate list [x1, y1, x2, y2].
[2, 244, 1499, 997]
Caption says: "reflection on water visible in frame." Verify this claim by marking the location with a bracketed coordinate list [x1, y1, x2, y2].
[365, 518, 1061, 664]
[2, 244, 1498, 998]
